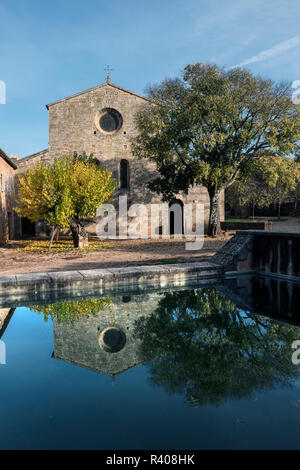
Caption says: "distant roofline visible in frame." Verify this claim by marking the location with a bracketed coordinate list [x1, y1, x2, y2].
[20, 148, 48, 162]
[0, 147, 17, 169]
[52, 352, 144, 377]
[46, 81, 150, 109]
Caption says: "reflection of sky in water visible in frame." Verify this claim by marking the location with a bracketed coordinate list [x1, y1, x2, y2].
[0, 276, 300, 450]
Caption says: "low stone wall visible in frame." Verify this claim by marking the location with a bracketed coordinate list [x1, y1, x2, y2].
[0, 261, 223, 298]
[221, 221, 272, 231]
[212, 231, 254, 272]
[213, 230, 300, 279]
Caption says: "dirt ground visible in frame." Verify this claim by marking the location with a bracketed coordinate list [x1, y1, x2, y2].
[1, 217, 299, 276]
[0, 235, 231, 276]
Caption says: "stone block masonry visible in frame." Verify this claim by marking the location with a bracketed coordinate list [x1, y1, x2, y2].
[0, 148, 17, 244]
[0, 261, 223, 298]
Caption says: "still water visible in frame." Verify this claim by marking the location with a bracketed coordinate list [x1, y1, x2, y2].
[1, 276, 300, 450]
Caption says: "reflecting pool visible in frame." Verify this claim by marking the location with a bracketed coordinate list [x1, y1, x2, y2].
[1, 276, 300, 449]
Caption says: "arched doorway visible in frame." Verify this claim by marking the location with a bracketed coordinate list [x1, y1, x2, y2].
[21, 217, 35, 238]
[169, 199, 184, 235]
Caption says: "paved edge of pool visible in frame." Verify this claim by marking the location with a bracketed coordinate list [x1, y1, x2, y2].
[0, 261, 224, 296]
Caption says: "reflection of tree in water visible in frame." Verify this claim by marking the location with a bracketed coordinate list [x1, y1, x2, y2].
[133, 289, 300, 407]
[31, 298, 113, 324]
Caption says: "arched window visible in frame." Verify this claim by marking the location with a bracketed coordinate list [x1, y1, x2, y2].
[120, 159, 129, 189]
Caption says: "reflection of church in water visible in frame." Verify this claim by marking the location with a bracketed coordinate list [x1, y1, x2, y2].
[0, 293, 163, 376]
[52, 293, 163, 377]
[1, 276, 300, 378]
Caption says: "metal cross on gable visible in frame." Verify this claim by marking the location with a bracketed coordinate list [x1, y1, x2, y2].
[104, 65, 113, 83]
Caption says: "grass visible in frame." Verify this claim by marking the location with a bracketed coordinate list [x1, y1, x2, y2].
[268, 218, 288, 222]
[10, 237, 115, 254]
[225, 216, 288, 222]
[225, 217, 259, 222]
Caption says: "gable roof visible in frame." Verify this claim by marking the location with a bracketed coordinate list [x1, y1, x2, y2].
[0, 147, 17, 170]
[52, 350, 144, 377]
[46, 81, 150, 109]
[19, 148, 48, 163]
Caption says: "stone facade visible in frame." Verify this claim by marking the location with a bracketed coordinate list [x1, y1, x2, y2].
[17, 80, 224, 236]
[0, 148, 17, 244]
[53, 293, 163, 376]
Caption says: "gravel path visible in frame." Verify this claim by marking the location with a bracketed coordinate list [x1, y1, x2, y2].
[271, 217, 300, 232]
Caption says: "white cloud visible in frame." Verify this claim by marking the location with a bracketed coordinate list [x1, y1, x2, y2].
[231, 35, 300, 68]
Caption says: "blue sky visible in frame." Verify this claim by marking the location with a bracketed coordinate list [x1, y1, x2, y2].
[0, 0, 299, 158]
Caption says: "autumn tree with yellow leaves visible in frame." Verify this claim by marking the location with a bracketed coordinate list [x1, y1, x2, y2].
[14, 153, 116, 249]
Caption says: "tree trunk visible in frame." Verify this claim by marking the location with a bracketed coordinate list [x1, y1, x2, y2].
[48, 227, 57, 251]
[69, 220, 88, 248]
[278, 202, 281, 220]
[79, 225, 89, 248]
[70, 220, 80, 248]
[208, 189, 221, 237]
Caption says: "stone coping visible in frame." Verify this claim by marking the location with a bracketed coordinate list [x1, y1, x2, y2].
[0, 261, 223, 298]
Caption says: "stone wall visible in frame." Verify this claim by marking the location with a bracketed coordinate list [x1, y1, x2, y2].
[0, 262, 223, 299]
[0, 150, 17, 244]
[16, 149, 50, 173]
[53, 293, 163, 376]
[212, 231, 254, 272]
[221, 220, 272, 231]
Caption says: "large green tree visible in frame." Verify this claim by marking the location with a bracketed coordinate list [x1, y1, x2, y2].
[132, 63, 300, 236]
[15, 153, 116, 248]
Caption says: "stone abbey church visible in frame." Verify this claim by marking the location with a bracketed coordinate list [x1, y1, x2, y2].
[14, 77, 224, 238]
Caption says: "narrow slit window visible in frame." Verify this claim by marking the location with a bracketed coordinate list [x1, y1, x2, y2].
[120, 159, 129, 189]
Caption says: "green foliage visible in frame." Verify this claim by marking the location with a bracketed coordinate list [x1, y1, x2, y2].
[227, 154, 300, 218]
[31, 297, 113, 324]
[226, 174, 271, 217]
[132, 63, 300, 235]
[133, 289, 300, 406]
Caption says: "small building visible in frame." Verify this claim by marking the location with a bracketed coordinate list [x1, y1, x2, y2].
[0, 148, 17, 244]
